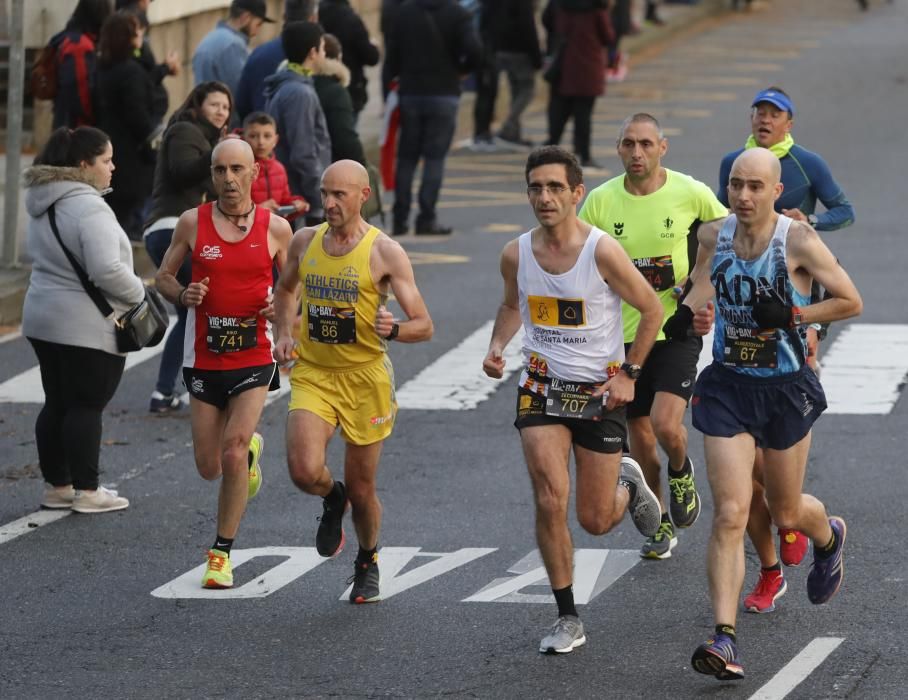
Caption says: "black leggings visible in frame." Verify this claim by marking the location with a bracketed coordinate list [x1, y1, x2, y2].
[28, 338, 126, 490]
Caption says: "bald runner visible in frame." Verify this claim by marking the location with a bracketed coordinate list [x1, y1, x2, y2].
[662, 147, 862, 680]
[156, 136, 292, 589]
[273, 160, 434, 604]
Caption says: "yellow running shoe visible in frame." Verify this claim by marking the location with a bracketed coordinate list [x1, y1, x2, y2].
[202, 548, 233, 589]
[248, 432, 264, 500]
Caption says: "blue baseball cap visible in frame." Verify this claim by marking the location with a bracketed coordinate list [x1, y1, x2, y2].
[752, 89, 794, 116]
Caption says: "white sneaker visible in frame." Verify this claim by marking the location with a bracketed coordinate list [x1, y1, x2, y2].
[41, 483, 75, 509]
[72, 486, 129, 513]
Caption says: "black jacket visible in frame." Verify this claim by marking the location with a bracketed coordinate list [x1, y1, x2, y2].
[319, 0, 381, 113]
[313, 58, 367, 165]
[480, 0, 542, 68]
[145, 117, 220, 227]
[385, 0, 481, 96]
[96, 58, 157, 205]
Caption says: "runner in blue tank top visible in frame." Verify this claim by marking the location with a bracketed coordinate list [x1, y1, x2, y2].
[662, 148, 862, 681]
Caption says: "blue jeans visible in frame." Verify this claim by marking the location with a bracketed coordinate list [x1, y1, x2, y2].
[393, 95, 459, 227]
[145, 227, 190, 396]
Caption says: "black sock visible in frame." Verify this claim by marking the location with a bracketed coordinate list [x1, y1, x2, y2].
[716, 624, 736, 643]
[553, 585, 578, 618]
[667, 456, 691, 477]
[357, 546, 377, 565]
[213, 534, 234, 555]
[815, 528, 837, 559]
[762, 562, 782, 573]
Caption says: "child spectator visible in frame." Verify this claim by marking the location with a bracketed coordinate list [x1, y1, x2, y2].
[242, 111, 309, 221]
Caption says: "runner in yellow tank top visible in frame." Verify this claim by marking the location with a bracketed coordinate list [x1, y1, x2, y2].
[273, 160, 433, 604]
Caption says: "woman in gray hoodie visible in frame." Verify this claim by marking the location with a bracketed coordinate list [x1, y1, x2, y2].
[22, 126, 144, 514]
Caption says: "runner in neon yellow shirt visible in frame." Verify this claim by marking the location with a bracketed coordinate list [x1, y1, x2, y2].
[579, 113, 727, 560]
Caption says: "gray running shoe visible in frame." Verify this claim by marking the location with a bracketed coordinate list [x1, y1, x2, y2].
[539, 615, 586, 654]
[348, 553, 381, 604]
[619, 456, 661, 537]
[640, 519, 678, 559]
[668, 456, 701, 529]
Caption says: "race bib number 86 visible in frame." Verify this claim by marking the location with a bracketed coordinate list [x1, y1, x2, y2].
[308, 304, 357, 344]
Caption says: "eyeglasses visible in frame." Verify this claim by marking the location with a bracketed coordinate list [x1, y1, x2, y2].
[527, 183, 571, 196]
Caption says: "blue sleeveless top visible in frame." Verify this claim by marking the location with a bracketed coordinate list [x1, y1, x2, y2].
[711, 215, 811, 377]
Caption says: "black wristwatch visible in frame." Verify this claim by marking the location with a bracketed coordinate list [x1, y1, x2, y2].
[620, 362, 642, 380]
[384, 323, 400, 341]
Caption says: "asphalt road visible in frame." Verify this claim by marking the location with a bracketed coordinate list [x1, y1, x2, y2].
[2, 1, 907, 697]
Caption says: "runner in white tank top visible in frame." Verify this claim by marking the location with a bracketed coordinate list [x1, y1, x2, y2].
[482, 147, 665, 655]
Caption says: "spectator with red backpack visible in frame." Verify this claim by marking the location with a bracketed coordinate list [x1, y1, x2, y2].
[43, 0, 112, 130]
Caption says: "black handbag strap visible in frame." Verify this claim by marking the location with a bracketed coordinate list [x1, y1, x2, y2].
[47, 203, 115, 319]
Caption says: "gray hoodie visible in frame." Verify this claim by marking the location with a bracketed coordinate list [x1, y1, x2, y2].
[264, 68, 332, 219]
[22, 165, 146, 355]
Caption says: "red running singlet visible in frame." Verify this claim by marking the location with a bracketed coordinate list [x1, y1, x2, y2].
[183, 202, 275, 370]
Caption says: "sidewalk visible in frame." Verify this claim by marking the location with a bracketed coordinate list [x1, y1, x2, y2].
[0, 0, 731, 326]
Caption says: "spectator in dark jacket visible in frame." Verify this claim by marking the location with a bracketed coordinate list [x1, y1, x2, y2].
[143, 81, 232, 413]
[542, 0, 613, 168]
[235, 0, 319, 119]
[115, 0, 181, 122]
[97, 11, 160, 240]
[386, 0, 481, 235]
[264, 21, 332, 225]
[314, 34, 367, 164]
[318, 0, 381, 116]
[51, 0, 112, 129]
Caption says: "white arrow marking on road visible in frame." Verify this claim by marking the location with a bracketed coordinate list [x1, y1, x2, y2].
[396, 320, 523, 410]
[0, 316, 177, 403]
[340, 547, 496, 601]
[462, 548, 639, 604]
[819, 324, 908, 414]
[150, 547, 327, 599]
[748, 637, 844, 700]
[0, 509, 71, 545]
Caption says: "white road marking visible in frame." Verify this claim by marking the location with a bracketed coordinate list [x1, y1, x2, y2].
[463, 548, 639, 604]
[0, 329, 22, 345]
[748, 637, 844, 700]
[396, 320, 523, 410]
[0, 316, 177, 403]
[0, 509, 71, 545]
[819, 324, 908, 414]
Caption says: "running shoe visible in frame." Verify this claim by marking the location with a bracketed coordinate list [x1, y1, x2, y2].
[668, 457, 701, 528]
[691, 633, 744, 680]
[71, 486, 129, 513]
[640, 519, 678, 559]
[316, 481, 347, 557]
[247, 432, 264, 500]
[619, 456, 661, 537]
[779, 528, 809, 566]
[41, 483, 74, 509]
[348, 552, 381, 604]
[743, 568, 787, 613]
[202, 548, 233, 589]
[539, 615, 586, 654]
[149, 391, 182, 414]
[807, 516, 847, 604]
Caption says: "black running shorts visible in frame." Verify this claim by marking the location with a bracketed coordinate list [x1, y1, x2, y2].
[625, 336, 702, 419]
[183, 363, 280, 409]
[691, 363, 826, 450]
[514, 386, 627, 454]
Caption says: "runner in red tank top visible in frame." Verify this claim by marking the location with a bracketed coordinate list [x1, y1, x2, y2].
[156, 139, 292, 589]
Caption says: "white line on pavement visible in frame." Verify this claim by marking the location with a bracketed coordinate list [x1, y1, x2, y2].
[396, 320, 523, 410]
[0, 329, 22, 345]
[748, 637, 844, 700]
[0, 509, 71, 545]
[0, 317, 177, 403]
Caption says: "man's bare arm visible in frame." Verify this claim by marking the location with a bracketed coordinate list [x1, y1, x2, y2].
[156, 210, 205, 306]
[374, 237, 433, 343]
[483, 240, 522, 379]
[789, 222, 862, 324]
[272, 228, 315, 362]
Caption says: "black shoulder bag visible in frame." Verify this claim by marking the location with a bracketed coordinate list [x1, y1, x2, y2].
[47, 203, 169, 352]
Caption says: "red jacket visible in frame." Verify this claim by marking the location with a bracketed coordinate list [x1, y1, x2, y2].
[545, 4, 614, 97]
[251, 155, 307, 215]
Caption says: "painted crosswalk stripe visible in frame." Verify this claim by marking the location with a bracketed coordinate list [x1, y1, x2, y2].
[0, 509, 71, 545]
[0, 317, 176, 403]
[396, 320, 523, 410]
[748, 637, 844, 700]
[819, 324, 908, 414]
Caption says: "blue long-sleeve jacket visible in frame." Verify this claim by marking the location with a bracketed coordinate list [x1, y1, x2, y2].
[235, 37, 285, 120]
[717, 143, 855, 231]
